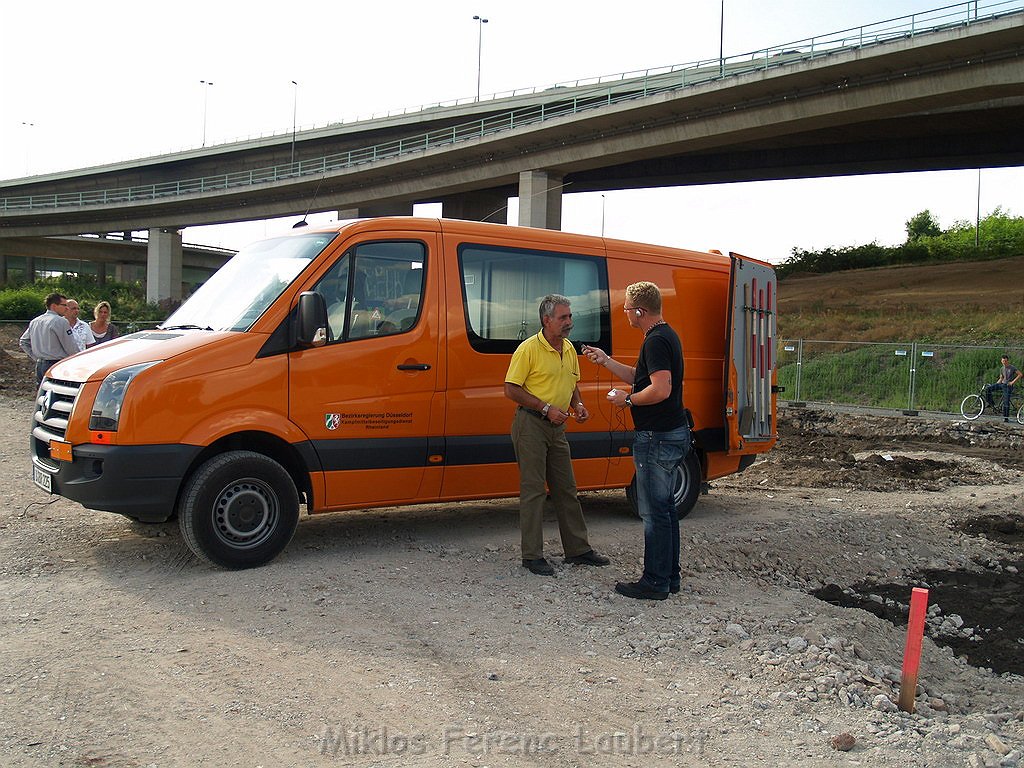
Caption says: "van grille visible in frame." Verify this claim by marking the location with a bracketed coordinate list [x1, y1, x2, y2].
[32, 377, 83, 469]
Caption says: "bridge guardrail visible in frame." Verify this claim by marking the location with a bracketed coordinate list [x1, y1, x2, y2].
[2, 0, 1022, 214]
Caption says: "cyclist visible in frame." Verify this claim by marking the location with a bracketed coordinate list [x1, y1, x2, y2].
[984, 354, 1022, 422]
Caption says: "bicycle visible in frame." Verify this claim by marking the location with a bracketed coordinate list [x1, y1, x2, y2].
[960, 384, 1024, 424]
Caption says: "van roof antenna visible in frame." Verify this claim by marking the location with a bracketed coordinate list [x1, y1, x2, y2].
[293, 172, 327, 229]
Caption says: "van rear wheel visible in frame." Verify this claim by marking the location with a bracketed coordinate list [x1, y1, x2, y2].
[179, 451, 299, 569]
[625, 449, 702, 520]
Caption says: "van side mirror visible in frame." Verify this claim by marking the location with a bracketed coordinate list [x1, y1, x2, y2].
[296, 291, 328, 347]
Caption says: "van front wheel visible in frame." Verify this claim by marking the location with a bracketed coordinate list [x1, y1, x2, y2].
[179, 451, 299, 569]
[625, 449, 702, 520]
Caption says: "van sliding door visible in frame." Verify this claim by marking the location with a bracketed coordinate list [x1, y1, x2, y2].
[725, 253, 777, 451]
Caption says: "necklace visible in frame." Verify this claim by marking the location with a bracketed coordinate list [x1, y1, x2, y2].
[644, 320, 667, 337]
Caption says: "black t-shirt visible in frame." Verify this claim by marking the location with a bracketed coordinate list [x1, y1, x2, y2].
[632, 323, 686, 431]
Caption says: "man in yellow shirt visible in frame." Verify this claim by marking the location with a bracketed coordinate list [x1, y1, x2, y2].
[504, 294, 610, 576]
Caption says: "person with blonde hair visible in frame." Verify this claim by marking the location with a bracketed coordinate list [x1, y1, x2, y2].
[582, 281, 689, 600]
[89, 300, 120, 344]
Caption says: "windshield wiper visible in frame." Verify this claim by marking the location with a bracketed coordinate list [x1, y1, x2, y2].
[158, 324, 215, 331]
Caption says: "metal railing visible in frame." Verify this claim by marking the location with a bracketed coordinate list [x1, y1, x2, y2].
[2, 0, 1021, 213]
[779, 338, 1024, 415]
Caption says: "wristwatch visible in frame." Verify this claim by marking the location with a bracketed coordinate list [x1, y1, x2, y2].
[624, 394, 633, 407]
[541, 403, 551, 416]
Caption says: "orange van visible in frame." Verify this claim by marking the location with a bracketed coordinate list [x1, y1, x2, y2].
[30, 218, 777, 568]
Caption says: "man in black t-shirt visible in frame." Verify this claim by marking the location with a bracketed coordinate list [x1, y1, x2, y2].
[581, 281, 690, 600]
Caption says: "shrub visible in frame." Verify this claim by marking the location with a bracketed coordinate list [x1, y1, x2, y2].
[777, 209, 1024, 278]
[0, 286, 49, 321]
[0, 277, 170, 323]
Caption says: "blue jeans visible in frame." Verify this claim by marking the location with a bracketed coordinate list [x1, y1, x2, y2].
[984, 383, 1013, 417]
[632, 426, 691, 592]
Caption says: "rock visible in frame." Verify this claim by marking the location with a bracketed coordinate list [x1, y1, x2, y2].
[830, 732, 856, 751]
[726, 623, 749, 639]
[787, 636, 808, 652]
[986, 734, 1010, 756]
[872, 694, 897, 712]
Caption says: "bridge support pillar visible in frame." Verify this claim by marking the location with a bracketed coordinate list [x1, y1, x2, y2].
[337, 202, 413, 220]
[0, 254, 7, 285]
[517, 171, 563, 230]
[439, 190, 510, 223]
[147, 228, 183, 304]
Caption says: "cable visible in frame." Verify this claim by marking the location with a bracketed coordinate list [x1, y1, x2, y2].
[20, 497, 60, 518]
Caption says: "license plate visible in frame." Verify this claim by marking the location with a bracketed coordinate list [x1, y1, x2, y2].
[32, 464, 52, 493]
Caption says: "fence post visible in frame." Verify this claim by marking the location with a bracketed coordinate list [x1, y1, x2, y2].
[795, 339, 804, 403]
[904, 341, 919, 416]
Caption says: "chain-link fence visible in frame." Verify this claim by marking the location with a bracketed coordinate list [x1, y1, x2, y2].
[778, 339, 1024, 415]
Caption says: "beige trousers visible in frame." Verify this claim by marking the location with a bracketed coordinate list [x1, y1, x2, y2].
[511, 408, 592, 560]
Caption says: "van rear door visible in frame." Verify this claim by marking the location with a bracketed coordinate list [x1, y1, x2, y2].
[725, 253, 777, 452]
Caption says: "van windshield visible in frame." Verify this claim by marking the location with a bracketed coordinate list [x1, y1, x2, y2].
[160, 232, 337, 332]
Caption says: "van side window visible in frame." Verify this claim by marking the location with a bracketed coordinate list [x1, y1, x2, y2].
[459, 244, 609, 353]
[312, 241, 426, 343]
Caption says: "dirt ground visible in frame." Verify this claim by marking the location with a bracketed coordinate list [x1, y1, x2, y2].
[2, 344, 1024, 767]
[776, 254, 1024, 313]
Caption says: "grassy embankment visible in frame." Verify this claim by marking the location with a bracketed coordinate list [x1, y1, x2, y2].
[777, 254, 1024, 345]
[775, 254, 1024, 411]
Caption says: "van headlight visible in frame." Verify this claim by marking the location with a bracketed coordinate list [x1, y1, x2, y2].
[89, 362, 161, 431]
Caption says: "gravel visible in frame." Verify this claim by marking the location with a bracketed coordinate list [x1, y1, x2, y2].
[0, 391, 1022, 767]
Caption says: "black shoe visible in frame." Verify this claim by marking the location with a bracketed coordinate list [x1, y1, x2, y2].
[564, 549, 610, 566]
[522, 557, 555, 576]
[1005, 418, 1010, 423]
[615, 580, 669, 600]
[669, 584, 680, 594]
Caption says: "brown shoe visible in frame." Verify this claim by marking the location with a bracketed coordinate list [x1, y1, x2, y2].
[564, 549, 610, 566]
[522, 558, 555, 576]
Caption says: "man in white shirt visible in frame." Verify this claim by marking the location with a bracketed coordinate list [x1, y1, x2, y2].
[66, 299, 96, 352]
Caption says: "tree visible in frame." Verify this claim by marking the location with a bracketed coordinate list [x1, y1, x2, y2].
[905, 210, 942, 242]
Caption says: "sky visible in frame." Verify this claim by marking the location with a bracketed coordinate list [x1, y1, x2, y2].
[2, 0, 1021, 264]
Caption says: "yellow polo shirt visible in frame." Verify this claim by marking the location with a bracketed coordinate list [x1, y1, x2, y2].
[505, 332, 580, 410]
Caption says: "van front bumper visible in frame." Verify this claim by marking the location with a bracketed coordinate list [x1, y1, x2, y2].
[31, 443, 203, 522]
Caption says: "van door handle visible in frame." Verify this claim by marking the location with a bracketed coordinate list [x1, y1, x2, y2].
[397, 363, 431, 371]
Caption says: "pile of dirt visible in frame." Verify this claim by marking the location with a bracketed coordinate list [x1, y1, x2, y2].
[0, 348, 36, 397]
[763, 411, 1024, 681]
[741, 407, 1024, 493]
[815, 551, 1024, 676]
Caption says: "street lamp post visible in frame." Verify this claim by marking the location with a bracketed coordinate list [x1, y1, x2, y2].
[473, 15, 488, 101]
[719, 0, 725, 77]
[200, 80, 214, 147]
[21, 121, 34, 175]
[290, 80, 299, 167]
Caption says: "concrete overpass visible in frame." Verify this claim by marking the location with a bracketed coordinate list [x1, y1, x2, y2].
[1, 2, 1023, 298]
[0, 235, 234, 295]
